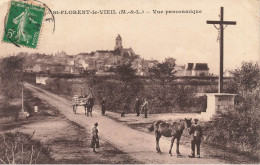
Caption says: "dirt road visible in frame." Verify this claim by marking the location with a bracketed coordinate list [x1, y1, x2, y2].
[25, 83, 227, 164]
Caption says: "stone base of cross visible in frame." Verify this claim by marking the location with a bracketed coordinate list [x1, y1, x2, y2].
[18, 111, 29, 120]
[201, 93, 236, 121]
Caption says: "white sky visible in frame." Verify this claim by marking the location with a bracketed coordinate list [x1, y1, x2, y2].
[0, 0, 259, 74]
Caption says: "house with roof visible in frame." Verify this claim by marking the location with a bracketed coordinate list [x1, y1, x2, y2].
[25, 63, 42, 73]
[184, 63, 209, 76]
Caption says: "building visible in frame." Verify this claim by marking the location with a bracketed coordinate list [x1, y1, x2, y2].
[114, 34, 136, 58]
[25, 63, 42, 73]
[184, 63, 209, 76]
[174, 65, 185, 76]
[224, 69, 231, 77]
[192, 63, 209, 76]
[22, 34, 141, 75]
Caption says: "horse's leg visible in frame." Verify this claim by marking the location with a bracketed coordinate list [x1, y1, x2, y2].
[155, 132, 161, 153]
[176, 137, 181, 155]
[169, 136, 175, 156]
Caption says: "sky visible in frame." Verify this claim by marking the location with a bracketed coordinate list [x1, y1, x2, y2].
[0, 0, 259, 74]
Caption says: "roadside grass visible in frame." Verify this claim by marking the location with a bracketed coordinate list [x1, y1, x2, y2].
[23, 89, 60, 117]
[0, 98, 20, 121]
[1, 85, 141, 164]
[0, 88, 60, 164]
[46, 119, 141, 164]
[0, 130, 53, 164]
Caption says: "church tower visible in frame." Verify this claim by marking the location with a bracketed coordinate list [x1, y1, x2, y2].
[114, 34, 123, 52]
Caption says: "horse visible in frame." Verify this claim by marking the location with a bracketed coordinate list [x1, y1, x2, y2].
[148, 118, 192, 156]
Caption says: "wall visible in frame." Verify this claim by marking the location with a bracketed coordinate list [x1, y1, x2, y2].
[192, 70, 209, 76]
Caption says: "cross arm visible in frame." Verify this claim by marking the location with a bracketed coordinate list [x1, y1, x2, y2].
[207, 20, 236, 25]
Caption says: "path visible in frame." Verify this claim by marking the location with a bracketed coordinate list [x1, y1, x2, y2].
[25, 83, 226, 164]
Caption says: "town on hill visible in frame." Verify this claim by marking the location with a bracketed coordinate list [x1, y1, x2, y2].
[16, 34, 218, 77]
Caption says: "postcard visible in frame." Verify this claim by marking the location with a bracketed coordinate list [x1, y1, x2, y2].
[0, 0, 259, 164]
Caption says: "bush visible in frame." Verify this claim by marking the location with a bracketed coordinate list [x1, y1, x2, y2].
[204, 109, 260, 157]
[0, 100, 20, 118]
[44, 76, 205, 114]
[0, 131, 50, 164]
[204, 62, 260, 157]
[94, 78, 144, 113]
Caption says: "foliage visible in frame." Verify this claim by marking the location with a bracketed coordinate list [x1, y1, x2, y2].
[0, 100, 20, 118]
[138, 83, 201, 113]
[203, 109, 260, 157]
[0, 56, 24, 99]
[148, 60, 176, 85]
[0, 131, 49, 164]
[115, 64, 137, 82]
[164, 57, 176, 65]
[173, 85, 198, 111]
[94, 78, 144, 113]
[204, 61, 260, 157]
[54, 64, 65, 74]
[43, 60, 203, 114]
[226, 62, 260, 97]
[1, 56, 24, 76]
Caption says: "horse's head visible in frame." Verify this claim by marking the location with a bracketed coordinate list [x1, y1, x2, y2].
[184, 118, 192, 130]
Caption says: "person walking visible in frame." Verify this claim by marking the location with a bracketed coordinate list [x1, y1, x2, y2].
[134, 98, 141, 117]
[141, 98, 148, 118]
[90, 122, 99, 153]
[87, 95, 94, 116]
[189, 119, 203, 158]
[101, 97, 106, 115]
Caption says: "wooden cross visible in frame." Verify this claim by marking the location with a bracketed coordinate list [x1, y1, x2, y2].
[207, 7, 236, 93]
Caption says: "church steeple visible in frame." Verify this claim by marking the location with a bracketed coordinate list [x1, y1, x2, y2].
[116, 34, 122, 41]
[114, 34, 123, 51]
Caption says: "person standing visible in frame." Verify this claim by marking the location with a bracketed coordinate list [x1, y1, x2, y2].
[141, 98, 148, 118]
[87, 95, 94, 116]
[101, 97, 106, 115]
[90, 122, 99, 152]
[189, 119, 203, 158]
[121, 102, 126, 117]
[134, 98, 141, 117]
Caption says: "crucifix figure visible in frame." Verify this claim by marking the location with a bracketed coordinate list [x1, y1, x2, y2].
[207, 7, 236, 93]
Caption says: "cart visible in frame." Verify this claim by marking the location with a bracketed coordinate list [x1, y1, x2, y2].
[72, 95, 88, 114]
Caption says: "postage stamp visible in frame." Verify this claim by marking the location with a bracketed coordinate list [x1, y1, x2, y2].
[2, 1, 45, 48]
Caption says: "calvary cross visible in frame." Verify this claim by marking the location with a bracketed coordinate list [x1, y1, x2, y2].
[207, 7, 236, 93]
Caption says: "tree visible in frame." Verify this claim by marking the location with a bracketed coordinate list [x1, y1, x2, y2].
[148, 59, 176, 86]
[115, 64, 137, 82]
[1, 56, 24, 77]
[228, 62, 259, 97]
[165, 57, 176, 66]
[0, 56, 24, 99]
[113, 64, 143, 113]
[54, 64, 65, 74]
[226, 62, 260, 115]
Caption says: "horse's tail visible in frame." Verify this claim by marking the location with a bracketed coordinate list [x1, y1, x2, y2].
[148, 124, 154, 132]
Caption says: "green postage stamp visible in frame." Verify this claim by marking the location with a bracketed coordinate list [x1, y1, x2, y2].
[3, 1, 45, 48]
